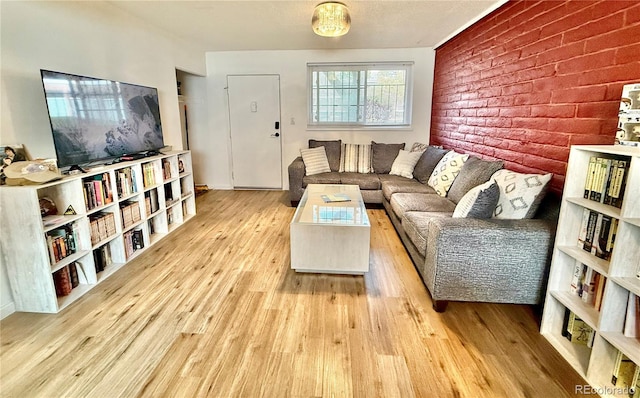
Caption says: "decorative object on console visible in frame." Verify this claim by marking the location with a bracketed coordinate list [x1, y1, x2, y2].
[339, 143, 372, 173]
[311, 2, 351, 37]
[452, 180, 500, 219]
[427, 150, 469, 196]
[300, 146, 331, 176]
[389, 149, 423, 179]
[4, 161, 62, 185]
[492, 169, 552, 219]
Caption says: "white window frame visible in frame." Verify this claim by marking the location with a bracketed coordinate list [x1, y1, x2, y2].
[307, 62, 414, 129]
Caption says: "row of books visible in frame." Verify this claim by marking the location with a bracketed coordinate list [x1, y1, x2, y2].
[162, 159, 172, 181]
[611, 350, 639, 397]
[123, 229, 144, 259]
[53, 262, 82, 297]
[46, 224, 78, 265]
[93, 244, 112, 273]
[145, 189, 160, 217]
[578, 209, 617, 261]
[115, 167, 137, 198]
[570, 261, 606, 311]
[562, 308, 595, 347]
[89, 212, 117, 246]
[83, 173, 114, 211]
[120, 201, 141, 229]
[142, 163, 157, 188]
[583, 156, 628, 208]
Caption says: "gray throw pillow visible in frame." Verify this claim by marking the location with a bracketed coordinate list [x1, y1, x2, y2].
[309, 139, 342, 172]
[371, 141, 405, 174]
[413, 146, 448, 184]
[447, 156, 504, 204]
[452, 180, 500, 218]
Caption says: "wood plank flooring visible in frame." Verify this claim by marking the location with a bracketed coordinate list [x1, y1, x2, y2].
[0, 190, 586, 397]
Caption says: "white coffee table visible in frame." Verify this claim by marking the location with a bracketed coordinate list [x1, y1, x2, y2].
[290, 184, 370, 274]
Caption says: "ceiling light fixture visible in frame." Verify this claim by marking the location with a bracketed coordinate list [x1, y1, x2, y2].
[312, 2, 351, 37]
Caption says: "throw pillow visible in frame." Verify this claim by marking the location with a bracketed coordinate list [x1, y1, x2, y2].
[413, 146, 449, 184]
[309, 139, 341, 172]
[452, 180, 500, 218]
[371, 141, 405, 174]
[339, 143, 372, 173]
[300, 146, 331, 176]
[389, 150, 424, 179]
[492, 169, 552, 219]
[447, 156, 504, 204]
[427, 150, 469, 197]
[410, 142, 429, 152]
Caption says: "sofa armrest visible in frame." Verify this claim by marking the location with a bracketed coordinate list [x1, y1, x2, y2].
[288, 157, 305, 205]
[423, 217, 556, 304]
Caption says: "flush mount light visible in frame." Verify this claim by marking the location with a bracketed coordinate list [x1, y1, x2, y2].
[312, 2, 351, 37]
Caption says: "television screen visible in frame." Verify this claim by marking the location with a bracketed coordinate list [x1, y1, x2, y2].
[40, 70, 164, 168]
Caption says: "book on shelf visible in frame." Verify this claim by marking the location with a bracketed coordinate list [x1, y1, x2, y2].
[42, 214, 66, 227]
[611, 349, 637, 389]
[569, 262, 606, 311]
[83, 173, 113, 211]
[631, 366, 640, 398]
[162, 159, 171, 180]
[582, 156, 629, 208]
[53, 265, 72, 297]
[577, 209, 617, 260]
[93, 244, 112, 273]
[624, 292, 640, 338]
[582, 210, 598, 253]
[320, 193, 351, 203]
[561, 308, 595, 347]
[46, 224, 78, 265]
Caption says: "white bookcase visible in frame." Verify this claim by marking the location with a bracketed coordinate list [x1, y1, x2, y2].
[540, 145, 640, 396]
[0, 151, 196, 313]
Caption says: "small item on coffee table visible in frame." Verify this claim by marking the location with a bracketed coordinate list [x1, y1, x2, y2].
[321, 193, 351, 203]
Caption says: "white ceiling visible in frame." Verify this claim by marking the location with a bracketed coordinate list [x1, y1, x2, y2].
[109, 0, 504, 52]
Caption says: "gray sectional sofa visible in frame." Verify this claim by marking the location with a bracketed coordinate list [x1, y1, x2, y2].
[288, 140, 558, 312]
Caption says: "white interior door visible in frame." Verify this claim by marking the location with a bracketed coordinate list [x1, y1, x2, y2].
[227, 75, 282, 189]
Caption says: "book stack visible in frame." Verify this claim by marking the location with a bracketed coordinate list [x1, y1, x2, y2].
[144, 189, 159, 216]
[46, 224, 78, 265]
[115, 167, 136, 197]
[561, 308, 595, 348]
[120, 201, 141, 229]
[142, 163, 156, 188]
[583, 156, 628, 208]
[162, 159, 171, 180]
[88, 212, 117, 245]
[93, 244, 112, 273]
[611, 350, 638, 395]
[52, 262, 81, 297]
[569, 261, 607, 311]
[82, 172, 114, 211]
[577, 209, 617, 261]
[123, 229, 144, 259]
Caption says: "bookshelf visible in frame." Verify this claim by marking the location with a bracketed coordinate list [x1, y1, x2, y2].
[541, 145, 640, 396]
[0, 151, 196, 313]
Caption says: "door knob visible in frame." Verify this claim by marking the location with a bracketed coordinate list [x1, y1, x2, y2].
[271, 132, 280, 137]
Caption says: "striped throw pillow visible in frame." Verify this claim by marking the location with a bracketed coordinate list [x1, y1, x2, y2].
[300, 146, 331, 176]
[339, 143, 372, 173]
[389, 150, 424, 179]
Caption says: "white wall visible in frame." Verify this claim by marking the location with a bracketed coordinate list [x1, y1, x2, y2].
[0, 1, 206, 318]
[199, 48, 435, 190]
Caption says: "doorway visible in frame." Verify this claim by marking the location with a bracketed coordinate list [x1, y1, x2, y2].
[227, 74, 282, 189]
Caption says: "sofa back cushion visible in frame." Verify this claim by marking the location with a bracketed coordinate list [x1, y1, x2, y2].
[309, 139, 342, 172]
[413, 146, 448, 184]
[447, 156, 504, 204]
[371, 141, 405, 174]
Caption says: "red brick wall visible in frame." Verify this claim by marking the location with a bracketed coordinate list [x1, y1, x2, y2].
[430, 0, 640, 192]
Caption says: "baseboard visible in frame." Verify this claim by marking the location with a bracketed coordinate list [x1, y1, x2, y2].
[1, 301, 16, 320]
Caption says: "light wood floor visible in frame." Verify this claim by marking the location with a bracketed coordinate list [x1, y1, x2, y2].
[1, 190, 586, 397]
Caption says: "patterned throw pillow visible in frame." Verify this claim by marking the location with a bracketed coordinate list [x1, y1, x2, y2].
[492, 169, 552, 219]
[300, 146, 331, 176]
[410, 142, 429, 152]
[389, 150, 424, 179]
[452, 180, 500, 218]
[427, 150, 469, 196]
[339, 143, 372, 173]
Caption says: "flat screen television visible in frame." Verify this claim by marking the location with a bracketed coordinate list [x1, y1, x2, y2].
[40, 70, 164, 169]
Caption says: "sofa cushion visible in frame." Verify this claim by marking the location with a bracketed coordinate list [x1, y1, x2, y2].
[428, 150, 469, 197]
[390, 193, 456, 219]
[413, 146, 449, 184]
[339, 143, 372, 173]
[380, 176, 436, 201]
[302, 172, 342, 188]
[447, 156, 504, 204]
[371, 141, 405, 174]
[402, 211, 452, 256]
[340, 172, 381, 190]
[389, 150, 424, 179]
[309, 139, 342, 172]
[300, 146, 331, 176]
[492, 169, 552, 219]
[452, 180, 500, 219]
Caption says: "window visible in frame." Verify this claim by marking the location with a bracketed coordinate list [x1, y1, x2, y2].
[308, 62, 413, 128]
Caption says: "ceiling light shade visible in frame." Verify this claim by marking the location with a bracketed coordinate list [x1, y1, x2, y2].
[312, 2, 351, 37]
